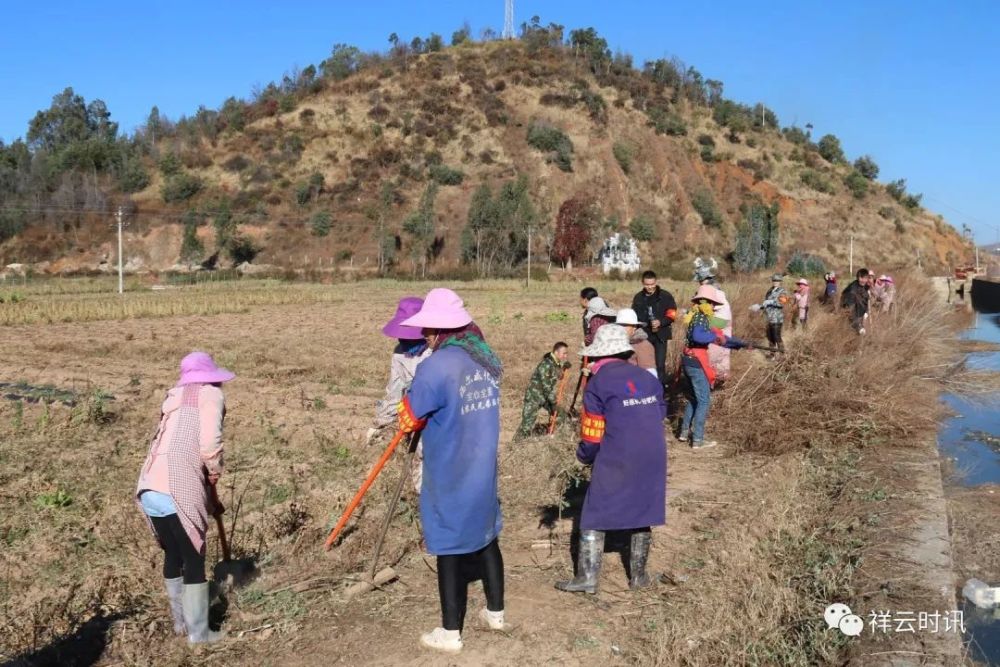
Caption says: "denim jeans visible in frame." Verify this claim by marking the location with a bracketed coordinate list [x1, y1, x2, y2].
[681, 358, 711, 442]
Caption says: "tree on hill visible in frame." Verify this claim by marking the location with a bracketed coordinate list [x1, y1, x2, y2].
[402, 183, 438, 277]
[461, 175, 537, 277]
[734, 201, 780, 272]
[551, 195, 600, 268]
[817, 134, 846, 164]
[853, 155, 879, 180]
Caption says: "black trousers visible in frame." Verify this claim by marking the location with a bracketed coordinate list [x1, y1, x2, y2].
[437, 538, 504, 631]
[766, 323, 784, 351]
[150, 514, 206, 584]
[651, 338, 668, 386]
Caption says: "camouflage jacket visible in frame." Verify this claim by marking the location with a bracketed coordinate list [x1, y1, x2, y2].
[761, 286, 788, 324]
[525, 352, 570, 407]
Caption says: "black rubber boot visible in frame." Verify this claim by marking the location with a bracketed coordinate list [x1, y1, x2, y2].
[555, 530, 604, 594]
[629, 531, 653, 590]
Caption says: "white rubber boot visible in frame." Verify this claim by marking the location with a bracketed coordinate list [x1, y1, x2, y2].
[420, 627, 462, 653]
[164, 577, 186, 636]
[478, 607, 511, 632]
[182, 582, 223, 644]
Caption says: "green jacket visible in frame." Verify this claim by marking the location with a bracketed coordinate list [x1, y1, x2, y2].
[526, 353, 569, 406]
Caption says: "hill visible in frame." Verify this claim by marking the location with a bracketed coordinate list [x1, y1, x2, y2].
[0, 27, 971, 277]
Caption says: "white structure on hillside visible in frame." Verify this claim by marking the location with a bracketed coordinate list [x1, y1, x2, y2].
[598, 233, 641, 274]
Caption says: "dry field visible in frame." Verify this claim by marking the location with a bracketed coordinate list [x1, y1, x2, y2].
[0, 275, 971, 666]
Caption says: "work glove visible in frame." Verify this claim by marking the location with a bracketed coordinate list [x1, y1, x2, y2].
[858, 327, 866, 335]
[863, 312, 869, 320]
[749, 304, 762, 313]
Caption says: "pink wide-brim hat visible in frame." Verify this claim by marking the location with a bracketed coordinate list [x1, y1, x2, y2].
[177, 351, 236, 387]
[382, 296, 425, 340]
[401, 288, 473, 330]
[691, 284, 723, 305]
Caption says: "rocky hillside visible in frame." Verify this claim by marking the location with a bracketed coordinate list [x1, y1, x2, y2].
[0, 35, 970, 276]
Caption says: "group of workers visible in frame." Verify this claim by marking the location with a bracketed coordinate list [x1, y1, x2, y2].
[133, 257, 900, 653]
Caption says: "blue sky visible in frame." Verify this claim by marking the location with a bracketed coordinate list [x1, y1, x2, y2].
[2, 1, 997, 243]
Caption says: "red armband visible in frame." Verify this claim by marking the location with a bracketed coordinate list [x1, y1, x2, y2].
[665, 308, 678, 321]
[580, 409, 606, 444]
[397, 396, 427, 433]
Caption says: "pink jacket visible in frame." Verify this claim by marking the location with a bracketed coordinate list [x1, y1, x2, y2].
[137, 384, 225, 495]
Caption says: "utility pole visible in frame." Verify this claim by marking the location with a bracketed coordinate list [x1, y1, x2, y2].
[526, 221, 531, 287]
[116, 206, 124, 294]
[849, 233, 854, 276]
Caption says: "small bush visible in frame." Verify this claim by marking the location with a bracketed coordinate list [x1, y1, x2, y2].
[527, 122, 574, 172]
[310, 211, 332, 237]
[118, 162, 150, 193]
[844, 170, 869, 199]
[691, 189, 723, 227]
[697, 134, 716, 148]
[629, 215, 656, 241]
[295, 182, 312, 206]
[227, 234, 260, 264]
[737, 158, 772, 182]
[894, 218, 905, 234]
[613, 142, 633, 174]
[161, 173, 204, 202]
[158, 152, 182, 176]
[853, 155, 879, 180]
[785, 250, 827, 276]
[878, 206, 894, 219]
[429, 164, 465, 185]
[647, 107, 687, 136]
[800, 169, 835, 194]
[817, 134, 845, 163]
[222, 155, 251, 172]
[700, 145, 716, 162]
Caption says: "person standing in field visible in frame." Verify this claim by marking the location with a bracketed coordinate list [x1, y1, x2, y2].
[396, 288, 507, 654]
[678, 286, 752, 449]
[579, 287, 599, 343]
[878, 275, 896, 312]
[631, 270, 678, 387]
[367, 297, 432, 444]
[583, 296, 616, 346]
[841, 268, 872, 333]
[514, 342, 571, 440]
[693, 257, 733, 384]
[751, 274, 788, 354]
[614, 308, 657, 377]
[793, 278, 810, 328]
[555, 325, 666, 595]
[136, 351, 235, 644]
[820, 272, 838, 308]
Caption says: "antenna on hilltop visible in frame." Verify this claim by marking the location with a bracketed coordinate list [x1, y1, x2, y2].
[503, 0, 515, 39]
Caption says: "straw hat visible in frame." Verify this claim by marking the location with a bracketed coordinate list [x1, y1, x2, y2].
[382, 296, 425, 340]
[691, 284, 723, 305]
[586, 297, 617, 318]
[796, 278, 809, 286]
[580, 324, 633, 358]
[613, 308, 642, 327]
[176, 352, 235, 387]
[401, 288, 472, 330]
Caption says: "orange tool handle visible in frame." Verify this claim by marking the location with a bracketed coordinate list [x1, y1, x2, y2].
[547, 368, 570, 434]
[324, 429, 406, 550]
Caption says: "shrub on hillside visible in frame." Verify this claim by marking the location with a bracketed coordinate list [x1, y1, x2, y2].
[853, 155, 879, 180]
[783, 126, 810, 145]
[817, 134, 845, 163]
[629, 215, 656, 241]
[310, 211, 332, 237]
[844, 170, 869, 199]
[158, 152, 182, 177]
[227, 233, 259, 264]
[118, 161, 150, 193]
[222, 155, 251, 172]
[646, 107, 687, 136]
[613, 141, 634, 174]
[161, 173, 203, 203]
[429, 164, 465, 185]
[691, 189, 723, 227]
[527, 122, 574, 172]
[785, 250, 827, 276]
[800, 169, 835, 194]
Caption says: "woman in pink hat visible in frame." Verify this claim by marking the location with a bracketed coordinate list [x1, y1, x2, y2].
[367, 297, 432, 444]
[793, 278, 810, 328]
[395, 288, 507, 654]
[136, 351, 235, 644]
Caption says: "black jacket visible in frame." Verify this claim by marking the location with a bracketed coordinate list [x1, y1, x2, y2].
[840, 280, 869, 320]
[632, 287, 678, 342]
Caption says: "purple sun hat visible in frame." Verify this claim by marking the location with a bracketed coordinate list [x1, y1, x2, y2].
[176, 351, 236, 387]
[382, 297, 426, 340]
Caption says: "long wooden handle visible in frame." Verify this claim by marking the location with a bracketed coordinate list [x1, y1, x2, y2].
[547, 369, 570, 434]
[324, 429, 406, 550]
[209, 484, 231, 562]
[569, 356, 590, 411]
[369, 432, 420, 580]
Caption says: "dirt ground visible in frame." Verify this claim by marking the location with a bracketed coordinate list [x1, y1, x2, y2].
[0, 278, 971, 666]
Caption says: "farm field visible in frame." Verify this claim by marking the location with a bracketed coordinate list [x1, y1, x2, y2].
[0, 277, 967, 666]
